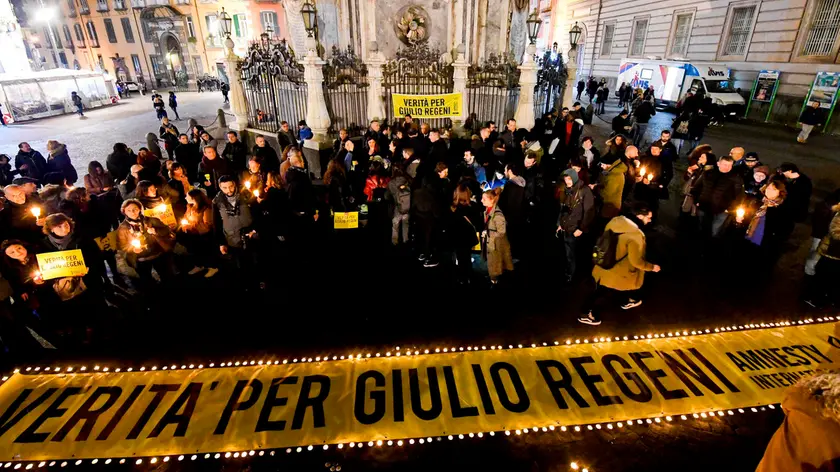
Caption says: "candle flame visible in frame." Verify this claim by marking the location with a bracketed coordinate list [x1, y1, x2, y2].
[253, 189, 260, 198]
[639, 167, 646, 177]
[736, 207, 745, 218]
[647, 173, 653, 181]
[244, 181, 251, 189]
[154, 204, 167, 212]
[180, 219, 189, 226]
[131, 239, 141, 248]
[30, 207, 41, 218]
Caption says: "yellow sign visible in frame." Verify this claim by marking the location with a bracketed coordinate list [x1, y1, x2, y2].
[392, 93, 463, 119]
[144, 204, 177, 229]
[35, 250, 87, 280]
[334, 211, 359, 229]
[94, 230, 119, 253]
[0, 322, 836, 461]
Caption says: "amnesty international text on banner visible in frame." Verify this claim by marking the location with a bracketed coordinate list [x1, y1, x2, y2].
[35, 250, 87, 280]
[392, 93, 463, 119]
[0, 322, 835, 462]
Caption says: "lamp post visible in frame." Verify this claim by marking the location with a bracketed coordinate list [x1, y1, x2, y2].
[526, 9, 541, 46]
[300, 0, 317, 39]
[562, 22, 582, 110]
[514, 9, 541, 131]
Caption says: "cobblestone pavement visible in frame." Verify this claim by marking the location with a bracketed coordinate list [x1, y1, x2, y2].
[0, 91, 229, 179]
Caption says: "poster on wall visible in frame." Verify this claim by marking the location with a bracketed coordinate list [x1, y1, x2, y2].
[752, 70, 780, 102]
[806, 72, 840, 109]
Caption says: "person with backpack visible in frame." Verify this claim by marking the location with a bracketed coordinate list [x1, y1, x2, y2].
[386, 165, 412, 245]
[579, 202, 661, 326]
[556, 168, 595, 282]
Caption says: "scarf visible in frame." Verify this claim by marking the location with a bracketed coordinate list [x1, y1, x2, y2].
[48, 233, 72, 251]
[746, 196, 783, 239]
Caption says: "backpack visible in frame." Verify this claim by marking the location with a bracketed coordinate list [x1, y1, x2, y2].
[592, 229, 621, 269]
[396, 184, 411, 214]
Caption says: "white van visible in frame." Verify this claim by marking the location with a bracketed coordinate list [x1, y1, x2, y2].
[617, 59, 746, 115]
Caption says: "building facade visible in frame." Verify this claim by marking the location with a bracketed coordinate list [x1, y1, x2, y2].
[558, 0, 840, 126]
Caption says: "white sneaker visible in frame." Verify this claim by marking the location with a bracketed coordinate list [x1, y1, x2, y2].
[187, 266, 205, 275]
[578, 312, 601, 325]
[621, 299, 643, 310]
[204, 267, 219, 278]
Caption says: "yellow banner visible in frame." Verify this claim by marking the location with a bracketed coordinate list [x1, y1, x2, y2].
[0, 322, 836, 461]
[143, 204, 177, 229]
[35, 250, 87, 280]
[94, 230, 119, 253]
[392, 93, 463, 119]
[334, 212, 359, 229]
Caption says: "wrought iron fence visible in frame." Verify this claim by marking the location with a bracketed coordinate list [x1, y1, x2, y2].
[466, 53, 520, 135]
[383, 42, 454, 130]
[240, 38, 308, 133]
[323, 45, 369, 137]
[533, 51, 568, 117]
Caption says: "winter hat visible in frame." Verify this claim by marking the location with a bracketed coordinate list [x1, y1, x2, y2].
[753, 165, 770, 178]
[563, 168, 579, 185]
[745, 152, 759, 163]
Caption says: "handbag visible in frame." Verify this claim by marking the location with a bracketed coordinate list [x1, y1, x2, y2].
[463, 216, 481, 252]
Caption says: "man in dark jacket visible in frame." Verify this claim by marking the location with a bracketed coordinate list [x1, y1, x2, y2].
[222, 131, 249, 173]
[277, 121, 297, 150]
[14, 143, 47, 183]
[556, 168, 595, 281]
[633, 99, 656, 146]
[634, 143, 667, 216]
[285, 152, 316, 244]
[253, 135, 280, 174]
[779, 162, 813, 224]
[611, 110, 631, 136]
[412, 163, 449, 268]
[159, 117, 179, 160]
[576, 79, 585, 100]
[107, 143, 136, 182]
[499, 161, 527, 258]
[500, 119, 518, 158]
[213, 175, 256, 282]
[797, 101, 822, 143]
[692, 155, 744, 237]
[197, 147, 230, 199]
[408, 128, 430, 176]
[427, 129, 449, 167]
[174, 134, 201, 182]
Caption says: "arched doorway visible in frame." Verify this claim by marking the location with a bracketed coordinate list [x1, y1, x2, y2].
[161, 33, 184, 86]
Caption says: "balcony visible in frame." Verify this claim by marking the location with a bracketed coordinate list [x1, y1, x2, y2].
[114, 0, 126, 9]
[96, 1, 108, 11]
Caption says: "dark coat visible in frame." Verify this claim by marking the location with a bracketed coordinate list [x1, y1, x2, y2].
[222, 140, 249, 173]
[46, 144, 78, 184]
[174, 142, 201, 181]
[212, 192, 254, 248]
[253, 144, 280, 174]
[197, 156, 231, 198]
[285, 166, 315, 217]
[693, 168, 744, 214]
[781, 174, 813, 223]
[277, 130, 297, 150]
[557, 180, 595, 233]
[107, 149, 137, 182]
[799, 107, 822, 126]
[498, 175, 527, 227]
[634, 101, 656, 124]
[14, 150, 47, 181]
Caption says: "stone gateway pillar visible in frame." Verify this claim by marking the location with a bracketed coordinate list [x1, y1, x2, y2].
[513, 43, 538, 131]
[223, 37, 248, 132]
[365, 42, 387, 123]
[302, 36, 332, 177]
[563, 46, 579, 111]
[451, 44, 470, 137]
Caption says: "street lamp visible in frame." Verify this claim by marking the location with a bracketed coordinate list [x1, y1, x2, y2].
[300, 0, 317, 38]
[569, 22, 582, 50]
[218, 7, 232, 39]
[526, 9, 541, 45]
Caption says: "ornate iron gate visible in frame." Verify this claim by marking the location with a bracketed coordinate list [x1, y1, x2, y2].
[466, 54, 520, 135]
[383, 42, 454, 130]
[323, 46, 369, 137]
[533, 51, 567, 117]
[240, 38, 308, 133]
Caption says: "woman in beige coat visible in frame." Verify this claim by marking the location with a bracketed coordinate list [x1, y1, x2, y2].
[481, 188, 514, 283]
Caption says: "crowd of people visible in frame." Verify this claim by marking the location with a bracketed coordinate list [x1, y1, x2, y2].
[0, 92, 836, 349]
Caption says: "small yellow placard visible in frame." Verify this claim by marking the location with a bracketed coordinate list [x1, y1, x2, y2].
[144, 203, 177, 229]
[94, 230, 119, 252]
[333, 211, 359, 229]
[392, 92, 463, 119]
[36, 249, 87, 280]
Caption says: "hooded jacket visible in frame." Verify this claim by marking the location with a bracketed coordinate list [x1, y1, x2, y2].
[498, 175, 527, 226]
[557, 173, 595, 233]
[46, 143, 78, 184]
[598, 159, 628, 218]
[592, 216, 655, 291]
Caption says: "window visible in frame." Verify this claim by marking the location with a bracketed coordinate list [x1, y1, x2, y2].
[86, 21, 99, 47]
[600, 23, 614, 56]
[233, 13, 247, 38]
[723, 5, 756, 56]
[114, 0, 126, 9]
[96, 0, 108, 11]
[121, 18, 134, 42]
[74, 23, 85, 46]
[802, 0, 840, 56]
[67, 0, 76, 16]
[131, 53, 142, 75]
[186, 16, 196, 38]
[104, 19, 117, 43]
[629, 18, 648, 56]
[669, 12, 693, 57]
[260, 11, 278, 34]
[150, 54, 163, 76]
[193, 56, 203, 75]
[205, 14, 220, 45]
[97, 54, 105, 71]
[51, 26, 62, 48]
[640, 68, 653, 80]
[175, 0, 189, 4]
[43, 27, 55, 48]
[78, 0, 89, 13]
[142, 21, 152, 42]
[63, 24, 73, 47]
[59, 52, 68, 68]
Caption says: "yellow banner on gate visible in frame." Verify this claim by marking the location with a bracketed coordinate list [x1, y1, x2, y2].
[334, 211, 359, 229]
[0, 322, 837, 461]
[392, 93, 463, 119]
[143, 204, 177, 229]
[35, 250, 87, 280]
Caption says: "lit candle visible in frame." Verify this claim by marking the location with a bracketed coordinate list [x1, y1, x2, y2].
[639, 167, 646, 177]
[647, 173, 654, 181]
[32, 270, 42, 282]
[180, 218, 189, 226]
[736, 207, 745, 219]
[154, 204, 167, 213]
[244, 181, 251, 190]
[30, 207, 41, 218]
[253, 189, 260, 198]
[131, 239, 142, 249]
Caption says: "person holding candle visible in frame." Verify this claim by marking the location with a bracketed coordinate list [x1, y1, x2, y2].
[197, 147, 230, 199]
[738, 180, 790, 252]
[634, 143, 665, 218]
[135, 181, 166, 211]
[692, 155, 744, 239]
[680, 151, 716, 229]
[167, 162, 191, 218]
[242, 155, 267, 198]
[0, 240, 46, 307]
[116, 199, 175, 290]
[0, 185, 43, 242]
[213, 176, 258, 286]
[174, 134, 201, 183]
[179, 189, 217, 278]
